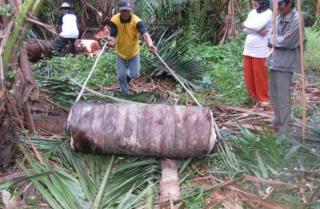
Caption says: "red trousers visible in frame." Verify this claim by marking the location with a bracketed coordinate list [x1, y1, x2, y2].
[243, 56, 269, 102]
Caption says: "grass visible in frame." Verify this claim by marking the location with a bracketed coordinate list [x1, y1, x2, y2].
[34, 53, 117, 88]
[191, 28, 320, 107]
[305, 28, 320, 72]
[190, 34, 248, 106]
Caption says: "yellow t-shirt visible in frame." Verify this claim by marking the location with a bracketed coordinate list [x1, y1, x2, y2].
[111, 13, 142, 60]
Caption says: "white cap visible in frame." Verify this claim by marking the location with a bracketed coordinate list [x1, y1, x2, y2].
[60, 2, 71, 8]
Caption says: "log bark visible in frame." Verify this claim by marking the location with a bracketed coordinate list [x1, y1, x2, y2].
[25, 39, 53, 60]
[22, 101, 35, 133]
[68, 103, 217, 158]
[19, 47, 39, 101]
[5, 92, 24, 128]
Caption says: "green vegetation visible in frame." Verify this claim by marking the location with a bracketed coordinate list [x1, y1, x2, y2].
[191, 35, 247, 106]
[35, 53, 117, 88]
[305, 28, 320, 72]
[4, 29, 320, 207]
[1, 1, 320, 208]
[0, 4, 12, 17]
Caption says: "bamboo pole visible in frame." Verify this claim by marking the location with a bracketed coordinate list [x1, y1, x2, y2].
[271, 0, 278, 57]
[297, 0, 306, 140]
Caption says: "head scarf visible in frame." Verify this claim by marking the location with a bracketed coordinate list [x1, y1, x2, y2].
[257, 0, 270, 13]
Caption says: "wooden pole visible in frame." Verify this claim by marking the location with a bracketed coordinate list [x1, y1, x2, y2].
[297, 0, 306, 140]
[271, 0, 278, 56]
[317, 0, 320, 16]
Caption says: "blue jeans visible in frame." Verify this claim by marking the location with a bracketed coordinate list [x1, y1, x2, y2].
[116, 54, 140, 94]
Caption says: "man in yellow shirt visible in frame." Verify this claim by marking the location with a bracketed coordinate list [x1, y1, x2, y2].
[107, 0, 157, 96]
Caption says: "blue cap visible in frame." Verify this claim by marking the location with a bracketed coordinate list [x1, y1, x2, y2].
[119, 0, 132, 11]
[278, 0, 289, 4]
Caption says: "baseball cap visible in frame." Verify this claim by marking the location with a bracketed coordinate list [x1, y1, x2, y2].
[119, 0, 132, 11]
[278, 0, 290, 4]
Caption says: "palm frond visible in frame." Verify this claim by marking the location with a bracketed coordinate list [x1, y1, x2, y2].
[17, 140, 160, 209]
[93, 155, 115, 209]
[145, 0, 189, 38]
[145, 31, 207, 89]
[36, 76, 138, 108]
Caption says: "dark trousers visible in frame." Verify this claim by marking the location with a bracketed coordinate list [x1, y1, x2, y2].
[269, 69, 293, 132]
[53, 36, 76, 55]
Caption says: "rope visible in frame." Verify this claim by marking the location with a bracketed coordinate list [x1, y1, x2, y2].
[75, 42, 108, 103]
[67, 42, 108, 126]
[155, 52, 222, 139]
[66, 44, 222, 140]
[155, 53, 202, 107]
[297, 0, 307, 140]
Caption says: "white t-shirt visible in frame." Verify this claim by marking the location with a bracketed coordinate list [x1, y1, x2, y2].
[243, 9, 272, 58]
[60, 14, 79, 39]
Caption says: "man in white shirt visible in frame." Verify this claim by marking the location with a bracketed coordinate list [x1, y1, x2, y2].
[53, 2, 79, 56]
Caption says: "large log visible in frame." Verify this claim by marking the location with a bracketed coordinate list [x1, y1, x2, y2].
[25, 39, 53, 61]
[68, 103, 217, 158]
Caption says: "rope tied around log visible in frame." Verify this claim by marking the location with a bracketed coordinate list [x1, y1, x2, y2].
[66, 42, 222, 147]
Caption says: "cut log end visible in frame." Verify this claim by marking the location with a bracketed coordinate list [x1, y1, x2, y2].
[160, 159, 181, 209]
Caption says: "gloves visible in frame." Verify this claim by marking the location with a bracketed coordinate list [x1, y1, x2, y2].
[149, 45, 157, 54]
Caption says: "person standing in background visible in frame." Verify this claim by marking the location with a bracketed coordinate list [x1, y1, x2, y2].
[242, 0, 272, 107]
[53, 2, 79, 56]
[267, 0, 306, 132]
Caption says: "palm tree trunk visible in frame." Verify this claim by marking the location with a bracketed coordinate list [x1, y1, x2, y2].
[69, 103, 217, 158]
[2, 0, 44, 72]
